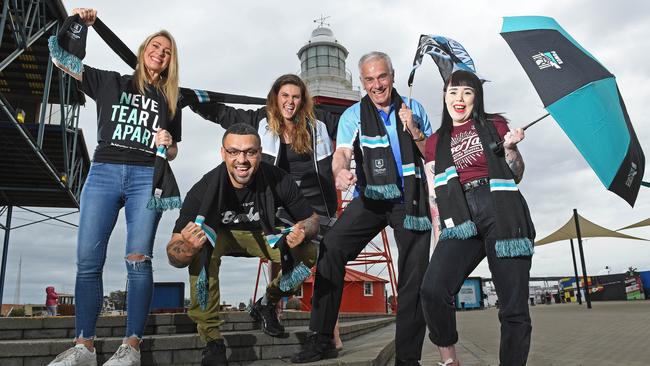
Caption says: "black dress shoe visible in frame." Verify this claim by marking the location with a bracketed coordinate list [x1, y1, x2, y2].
[290, 333, 338, 363]
[395, 359, 421, 366]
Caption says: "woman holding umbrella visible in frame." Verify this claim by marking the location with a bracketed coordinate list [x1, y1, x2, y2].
[47, 8, 182, 366]
[421, 70, 535, 366]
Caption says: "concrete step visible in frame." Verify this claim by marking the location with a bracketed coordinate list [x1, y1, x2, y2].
[0, 311, 392, 340]
[243, 323, 396, 366]
[0, 316, 396, 365]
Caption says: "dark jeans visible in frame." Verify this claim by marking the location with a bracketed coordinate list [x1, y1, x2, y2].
[420, 185, 532, 366]
[309, 196, 430, 362]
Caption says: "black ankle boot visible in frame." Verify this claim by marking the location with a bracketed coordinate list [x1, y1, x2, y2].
[202, 339, 228, 366]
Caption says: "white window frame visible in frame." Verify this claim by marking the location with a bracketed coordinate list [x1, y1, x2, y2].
[363, 281, 373, 296]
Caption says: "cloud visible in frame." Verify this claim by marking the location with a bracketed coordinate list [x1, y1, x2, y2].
[2, 0, 649, 307]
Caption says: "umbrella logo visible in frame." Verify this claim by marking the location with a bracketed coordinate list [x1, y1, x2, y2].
[626, 162, 638, 188]
[532, 51, 563, 70]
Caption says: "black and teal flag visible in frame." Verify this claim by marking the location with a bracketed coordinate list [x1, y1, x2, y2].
[501, 16, 645, 206]
[407, 34, 478, 86]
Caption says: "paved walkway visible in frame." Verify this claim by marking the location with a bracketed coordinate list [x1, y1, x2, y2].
[419, 300, 650, 365]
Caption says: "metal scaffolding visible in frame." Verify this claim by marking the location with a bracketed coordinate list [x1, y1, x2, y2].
[0, 0, 90, 308]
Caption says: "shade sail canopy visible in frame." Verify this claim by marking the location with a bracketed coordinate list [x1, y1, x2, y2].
[535, 213, 647, 246]
[618, 218, 650, 231]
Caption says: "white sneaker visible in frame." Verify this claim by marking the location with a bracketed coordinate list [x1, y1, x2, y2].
[102, 344, 141, 366]
[48, 344, 97, 366]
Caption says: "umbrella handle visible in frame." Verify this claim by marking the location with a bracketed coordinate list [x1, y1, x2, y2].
[489, 113, 550, 153]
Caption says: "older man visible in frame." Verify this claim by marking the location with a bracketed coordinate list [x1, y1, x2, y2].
[167, 123, 320, 366]
[291, 52, 432, 366]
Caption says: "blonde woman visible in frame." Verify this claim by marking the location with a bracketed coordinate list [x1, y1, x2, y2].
[48, 8, 182, 366]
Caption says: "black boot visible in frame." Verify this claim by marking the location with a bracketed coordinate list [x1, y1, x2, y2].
[395, 359, 422, 366]
[250, 297, 288, 338]
[202, 339, 228, 366]
[290, 333, 338, 363]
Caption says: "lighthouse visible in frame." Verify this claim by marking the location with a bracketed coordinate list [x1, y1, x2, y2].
[297, 17, 360, 112]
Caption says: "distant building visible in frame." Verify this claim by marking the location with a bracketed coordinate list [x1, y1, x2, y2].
[298, 267, 388, 313]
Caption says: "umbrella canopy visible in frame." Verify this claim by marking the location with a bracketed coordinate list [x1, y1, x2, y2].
[536, 213, 647, 246]
[501, 16, 645, 206]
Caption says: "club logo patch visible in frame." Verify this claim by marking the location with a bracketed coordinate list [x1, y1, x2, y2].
[373, 158, 387, 177]
[67, 22, 84, 40]
[532, 51, 563, 70]
[70, 22, 83, 33]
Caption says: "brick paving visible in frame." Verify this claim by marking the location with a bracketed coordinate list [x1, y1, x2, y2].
[419, 300, 650, 366]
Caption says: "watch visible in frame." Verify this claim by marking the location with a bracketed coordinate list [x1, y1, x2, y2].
[414, 129, 426, 142]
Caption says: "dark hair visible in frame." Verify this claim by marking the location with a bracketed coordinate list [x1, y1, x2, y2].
[265, 74, 314, 154]
[438, 70, 487, 136]
[222, 123, 261, 146]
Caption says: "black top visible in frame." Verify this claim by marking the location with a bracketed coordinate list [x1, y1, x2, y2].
[277, 142, 327, 216]
[173, 163, 313, 233]
[81, 65, 182, 166]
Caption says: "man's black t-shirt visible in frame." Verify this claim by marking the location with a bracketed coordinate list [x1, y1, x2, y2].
[81, 65, 182, 166]
[173, 163, 314, 234]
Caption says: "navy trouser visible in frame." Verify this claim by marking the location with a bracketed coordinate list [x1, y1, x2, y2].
[309, 196, 430, 362]
[420, 184, 532, 366]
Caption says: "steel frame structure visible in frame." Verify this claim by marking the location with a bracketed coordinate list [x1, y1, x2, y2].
[0, 0, 87, 307]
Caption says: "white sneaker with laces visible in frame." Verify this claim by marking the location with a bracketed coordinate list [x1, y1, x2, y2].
[102, 344, 141, 366]
[48, 343, 97, 366]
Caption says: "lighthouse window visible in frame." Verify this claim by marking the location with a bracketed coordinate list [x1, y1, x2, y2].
[329, 56, 338, 67]
[308, 47, 316, 57]
[318, 55, 328, 66]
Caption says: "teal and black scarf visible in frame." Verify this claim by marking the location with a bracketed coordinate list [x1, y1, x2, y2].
[358, 90, 431, 231]
[193, 163, 310, 309]
[433, 118, 536, 257]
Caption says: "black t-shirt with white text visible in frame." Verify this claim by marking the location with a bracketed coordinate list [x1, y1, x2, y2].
[81, 65, 182, 166]
[173, 163, 314, 234]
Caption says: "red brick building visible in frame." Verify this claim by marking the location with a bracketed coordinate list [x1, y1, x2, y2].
[297, 267, 388, 313]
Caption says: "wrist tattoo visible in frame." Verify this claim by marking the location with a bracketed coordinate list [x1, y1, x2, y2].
[505, 148, 525, 182]
[302, 214, 320, 240]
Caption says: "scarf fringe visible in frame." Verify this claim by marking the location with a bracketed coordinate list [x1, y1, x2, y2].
[147, 196, 182, 211]
[196, 267, 209, 311]
[278, 262, 312, 292]
[404, 215, 432, 231]
[495, 238, 535, 258]
[364, 184, 401, 200]
[48, 36, 83, 77]
[439, 220, 477, 241]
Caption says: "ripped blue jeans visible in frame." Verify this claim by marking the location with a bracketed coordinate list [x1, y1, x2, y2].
[75, 162, 161, 340]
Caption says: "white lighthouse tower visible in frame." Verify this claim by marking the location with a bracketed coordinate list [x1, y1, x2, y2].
[297, 16, 360, 105]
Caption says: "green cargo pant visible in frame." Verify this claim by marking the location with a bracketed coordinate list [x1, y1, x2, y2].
[187, 228, 317, 342]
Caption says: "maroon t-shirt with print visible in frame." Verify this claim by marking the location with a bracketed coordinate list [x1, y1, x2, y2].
[425, 116, 510, 184]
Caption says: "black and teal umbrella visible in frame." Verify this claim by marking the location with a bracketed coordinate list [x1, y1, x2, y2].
[501, 16, 645, 206]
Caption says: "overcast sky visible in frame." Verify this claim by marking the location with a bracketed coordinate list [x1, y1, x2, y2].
[2, 0, 649, 306]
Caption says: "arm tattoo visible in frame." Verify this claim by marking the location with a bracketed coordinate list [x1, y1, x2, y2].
[301, 213, 320, 241]
[505, 147, 525, 183]
[167, 239, 197, 268]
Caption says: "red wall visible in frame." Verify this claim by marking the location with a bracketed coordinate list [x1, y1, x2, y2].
[300, 281, 386, 313]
